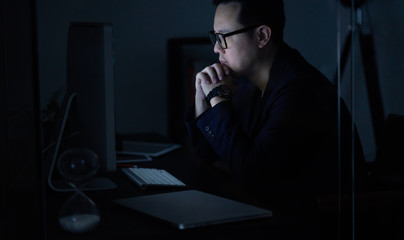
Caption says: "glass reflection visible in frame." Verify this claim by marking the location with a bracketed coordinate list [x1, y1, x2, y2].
[337, 0, 404, 239]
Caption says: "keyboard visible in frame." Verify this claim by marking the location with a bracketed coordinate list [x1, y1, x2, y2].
[122, 167, 186, 190]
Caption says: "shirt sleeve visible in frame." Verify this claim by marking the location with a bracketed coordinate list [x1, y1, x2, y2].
[184, 103, 220, 165]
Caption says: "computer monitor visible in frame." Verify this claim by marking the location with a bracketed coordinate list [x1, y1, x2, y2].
[66, 22, 116, 173]
[47, 22, 117, 191]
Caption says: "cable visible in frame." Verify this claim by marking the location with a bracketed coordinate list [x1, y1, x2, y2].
[47, 92, 77, 192]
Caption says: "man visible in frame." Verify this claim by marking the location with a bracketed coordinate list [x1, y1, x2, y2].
[185, 0, 364, 222]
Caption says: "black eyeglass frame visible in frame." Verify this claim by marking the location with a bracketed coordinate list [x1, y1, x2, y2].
[208, 25, 261, 49]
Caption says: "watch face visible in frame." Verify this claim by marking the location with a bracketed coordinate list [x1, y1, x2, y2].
[218, 85, 232, 97]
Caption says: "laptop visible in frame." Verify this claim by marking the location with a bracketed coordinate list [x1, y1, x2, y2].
[113, 190, 272, 230]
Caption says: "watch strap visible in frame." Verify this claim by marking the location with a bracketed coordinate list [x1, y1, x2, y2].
[205, 85, 232, 106]
[206, 87, 219, 103]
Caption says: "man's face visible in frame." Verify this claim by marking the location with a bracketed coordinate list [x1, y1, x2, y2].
[213, 2, 258, 76]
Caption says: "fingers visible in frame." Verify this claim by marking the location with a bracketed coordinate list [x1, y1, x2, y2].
[195, 71, 211, 87]
[195, 63, 233, 98]
[197, 63, 231, 85]
[221, 64, 231, 76]
[195, 78, 205, 98]
[205, 64, 222, 83]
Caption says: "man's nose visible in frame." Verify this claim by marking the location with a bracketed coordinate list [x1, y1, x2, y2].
[213, 41, 224, 54]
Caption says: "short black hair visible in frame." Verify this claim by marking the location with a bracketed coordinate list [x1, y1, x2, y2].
[212, 0, 285, 43]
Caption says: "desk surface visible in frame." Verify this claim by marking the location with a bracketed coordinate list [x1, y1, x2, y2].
[43, 144, 339, 240]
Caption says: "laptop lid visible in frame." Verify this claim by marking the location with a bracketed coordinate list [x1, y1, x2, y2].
[113, 190, 272, 230]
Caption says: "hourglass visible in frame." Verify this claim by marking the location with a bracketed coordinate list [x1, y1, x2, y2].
[57, 148, 101, 233]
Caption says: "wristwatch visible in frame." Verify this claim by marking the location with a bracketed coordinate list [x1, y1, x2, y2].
[205, 85, 232, 105]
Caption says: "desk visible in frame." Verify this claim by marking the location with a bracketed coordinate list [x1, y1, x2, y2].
[43, 144, 332, 240]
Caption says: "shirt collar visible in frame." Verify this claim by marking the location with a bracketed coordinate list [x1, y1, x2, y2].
[262, 41, 293, 100]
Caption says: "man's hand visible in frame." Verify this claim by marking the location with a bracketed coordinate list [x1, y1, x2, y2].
[194, 63, 235, 118]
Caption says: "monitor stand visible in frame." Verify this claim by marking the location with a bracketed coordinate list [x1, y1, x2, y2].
[47, 92, 117, 192]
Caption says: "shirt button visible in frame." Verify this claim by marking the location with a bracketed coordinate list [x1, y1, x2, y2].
[204, 126, 210, 132]
[210, 134, 215, 140]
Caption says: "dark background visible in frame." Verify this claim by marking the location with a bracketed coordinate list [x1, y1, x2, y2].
[2, 0, 404, 239]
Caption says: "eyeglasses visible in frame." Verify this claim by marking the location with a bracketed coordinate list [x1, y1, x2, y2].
[208, 25, 260, 49]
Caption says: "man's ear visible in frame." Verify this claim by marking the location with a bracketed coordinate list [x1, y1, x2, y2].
[256, 25, 271, 48]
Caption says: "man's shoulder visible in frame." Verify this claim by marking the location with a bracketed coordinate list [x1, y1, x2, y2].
[276, 42, 333, 87]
